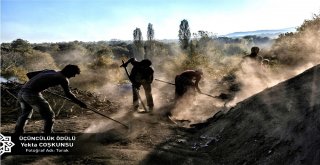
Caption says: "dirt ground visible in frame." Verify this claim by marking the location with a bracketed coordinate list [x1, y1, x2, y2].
[0, 80, 223, 165]
[0, 102, 200, 165]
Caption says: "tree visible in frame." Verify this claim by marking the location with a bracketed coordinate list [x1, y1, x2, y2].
[147, 23, 154, 41]
[145, 23, 155, 59]
[192, 30, 213, 50]
[133, 28, 143, 43]
[178, 19, 191, 49]
[297, 13, 320, 32]
[133, 28, 144, 60]
[271, 12, 320, 66]
[93, 48, 114, 68]
[11, 38, 32, 53]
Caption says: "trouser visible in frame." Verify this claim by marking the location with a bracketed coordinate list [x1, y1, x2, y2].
[15, 90, 55, 134]
[175, 75, 196, 99]
[132, 83, 154, 109]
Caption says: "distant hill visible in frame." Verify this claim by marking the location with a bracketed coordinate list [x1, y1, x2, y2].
[224, 27, 296, 38]
[155, 27, 297, 43]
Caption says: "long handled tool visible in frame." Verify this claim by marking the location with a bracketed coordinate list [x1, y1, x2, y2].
[45, 90, 129, 129]
[121, 60, 148, 111]
[154, 78, 220, 99]
[155, 78, 175, 85]
[199, 92, 219, 98]
[2, 86, 19, 100]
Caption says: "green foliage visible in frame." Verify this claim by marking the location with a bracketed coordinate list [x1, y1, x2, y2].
[25, 51, 58, 71]
[11, 38, 32, 53]
[271, 12, 320, 66]
[133, 28, 144, 60]
[242, 35, 271, 45]
[183, 53, 209, 69]
[52, 41, 90, 67]
[1, 66, 28, 82]
[224, 45, 245, 56]
[1, 51, 25, 73]
[1, 39, 60, 82]
[147, 23, 155, 41]
[90, 47, 114, 68]
[1, 43, 11, 51]
[178, 19, 191, 50]
[191, 31, 213, 53]
[297, 13, 320, 32]
[111, 46, 130, 58]
[96, 48, 113, 57]
[133, 28, 143, 43]
[33, 43, 60, 53]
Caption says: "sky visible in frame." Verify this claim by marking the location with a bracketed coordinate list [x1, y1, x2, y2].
[1, 0, 320, 43]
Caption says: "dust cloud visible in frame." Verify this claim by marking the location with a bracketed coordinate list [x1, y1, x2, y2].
[228, 24, 320, 106]
[58, 16, 320, 132]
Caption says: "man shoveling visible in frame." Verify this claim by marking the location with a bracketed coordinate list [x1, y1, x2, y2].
[121, 58, 154, 112]
[15, 64, 87, 134]
[175, 69, 203, 100]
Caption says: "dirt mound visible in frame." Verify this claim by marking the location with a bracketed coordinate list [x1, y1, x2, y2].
[142, 64, 320, 164]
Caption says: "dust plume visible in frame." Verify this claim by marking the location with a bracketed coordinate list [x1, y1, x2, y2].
[83, 109, 129, 133]
[218, 13, 320, 107]
[45, 13, 320, 129]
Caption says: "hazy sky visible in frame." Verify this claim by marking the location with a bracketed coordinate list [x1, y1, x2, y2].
[1, 0, 319, 43]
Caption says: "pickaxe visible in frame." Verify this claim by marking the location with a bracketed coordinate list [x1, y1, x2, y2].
[121, 60, 148, 111]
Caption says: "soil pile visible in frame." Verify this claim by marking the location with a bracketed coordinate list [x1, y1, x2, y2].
[142, 64, 320, 164]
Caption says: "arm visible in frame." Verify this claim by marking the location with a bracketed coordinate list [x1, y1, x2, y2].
[194, 75, 202, 93]
[60, 80, 87, 108]
[146, 67, 154, 83]
[120, 58, 137, 67]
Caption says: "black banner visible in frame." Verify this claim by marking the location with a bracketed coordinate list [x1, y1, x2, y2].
[1, 133, 97, 156]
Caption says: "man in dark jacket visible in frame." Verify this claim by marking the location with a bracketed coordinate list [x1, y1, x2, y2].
[242, 46, 270, 68]
[121, 58, 154, 112]
[244, 46, 260, 59]
[15, 64, 87, 134]
[175, 69, 203, 99]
